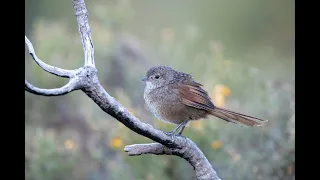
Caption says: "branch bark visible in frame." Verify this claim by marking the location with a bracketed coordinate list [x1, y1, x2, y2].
[25, 0, 221, 179]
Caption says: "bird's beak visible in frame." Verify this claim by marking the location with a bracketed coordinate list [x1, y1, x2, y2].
[141, 76, 147, 82]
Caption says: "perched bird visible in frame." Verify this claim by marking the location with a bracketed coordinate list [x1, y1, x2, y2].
[142, 66, 268, 136]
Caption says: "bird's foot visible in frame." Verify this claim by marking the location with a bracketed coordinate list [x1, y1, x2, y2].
[164, 131, 174, 136]
[164, 131, 178, 144]
[165, 130, 184, 137]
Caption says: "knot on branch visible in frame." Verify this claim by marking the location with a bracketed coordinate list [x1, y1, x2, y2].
[73, 66, 98, 89]
[75, 66, 97, 78]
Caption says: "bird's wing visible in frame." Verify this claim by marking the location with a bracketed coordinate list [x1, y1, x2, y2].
[169, 81, 215, 111]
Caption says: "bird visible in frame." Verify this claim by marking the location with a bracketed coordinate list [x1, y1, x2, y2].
[142, 65, 268, 136]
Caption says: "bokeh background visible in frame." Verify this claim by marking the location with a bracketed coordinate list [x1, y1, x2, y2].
[25, 0, 295, 180]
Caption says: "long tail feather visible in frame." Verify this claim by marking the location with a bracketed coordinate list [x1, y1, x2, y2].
[209, 107, 268, 127]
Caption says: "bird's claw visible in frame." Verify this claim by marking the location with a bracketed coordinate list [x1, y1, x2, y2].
[164, 131, 177, 144]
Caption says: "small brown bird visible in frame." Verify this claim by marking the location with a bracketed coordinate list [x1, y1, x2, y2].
[142, 66, 268, 136]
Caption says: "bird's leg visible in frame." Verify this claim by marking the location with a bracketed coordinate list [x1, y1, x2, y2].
[165, 121, 189, 136]
[163, 121, 183, 144]
[165, 121, 185, 135]
[176, 120, 189, 136]
[164, 121, 189, 144]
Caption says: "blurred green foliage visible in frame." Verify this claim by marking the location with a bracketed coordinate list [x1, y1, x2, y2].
[25, 0, 294, 180]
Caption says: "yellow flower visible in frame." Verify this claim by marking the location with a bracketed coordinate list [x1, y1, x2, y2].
[211, 140, 222, 150]
[110, 137, 123, 148]
[64, 139, 75, 150]
[214, 94, 225, 108]
[191, 121, 203, 131]
[214, 84, 231, 96]
[211, 84, 231, 107]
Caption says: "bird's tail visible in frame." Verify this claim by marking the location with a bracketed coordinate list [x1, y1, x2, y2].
[209, 107, 268, 127]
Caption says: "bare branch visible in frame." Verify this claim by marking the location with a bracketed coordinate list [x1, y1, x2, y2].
[125, 143, 169, 156]
[25, 79, 78, 96]
[25, 36, 74, 78]
[72, 0, 95, 67]
[124, 142, 221, 180]
[24, 1, 222, 179]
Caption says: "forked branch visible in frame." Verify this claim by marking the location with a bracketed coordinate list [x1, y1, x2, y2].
[24, 0, 221, 179]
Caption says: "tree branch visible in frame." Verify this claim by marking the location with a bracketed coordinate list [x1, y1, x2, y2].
[25, 0, 221, 179]
[25, 79, 78, 96]
[125, 143, 166, 156]
[72, 0, 95, 67]
[125, 142, 220, 180]
[25, 36, 74, 78]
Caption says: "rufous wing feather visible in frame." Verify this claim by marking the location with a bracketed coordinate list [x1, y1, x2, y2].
[171, 81, 215, 112]
[172, 81, 268, 127]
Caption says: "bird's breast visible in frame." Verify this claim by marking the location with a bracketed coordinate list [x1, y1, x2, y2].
[144, 87, 185, 124]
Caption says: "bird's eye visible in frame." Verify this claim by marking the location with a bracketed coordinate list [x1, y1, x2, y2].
[155, 75, 160, 79]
